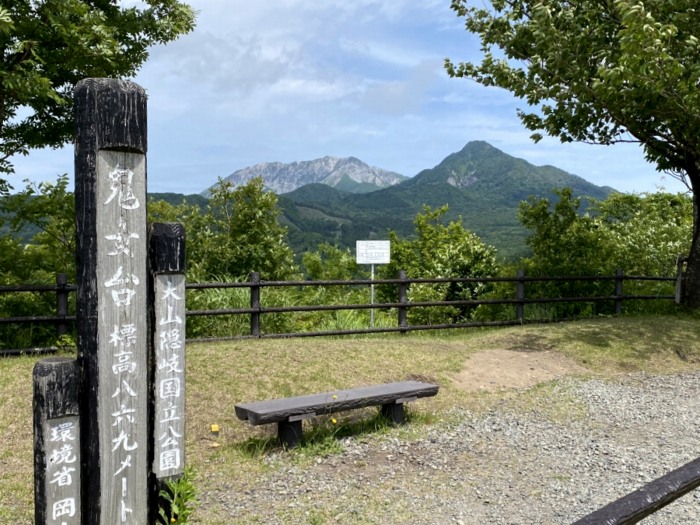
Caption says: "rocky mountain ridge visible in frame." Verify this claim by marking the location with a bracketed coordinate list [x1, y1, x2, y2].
[213, 156, 407, 195]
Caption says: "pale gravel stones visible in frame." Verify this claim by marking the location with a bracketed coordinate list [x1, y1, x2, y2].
[198, 372, 700, 524]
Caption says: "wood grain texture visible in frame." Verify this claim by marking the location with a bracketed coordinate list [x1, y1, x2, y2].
[148, 223, 186, 481]
[74, 78, 149, 525]
[235, 381, 439, 425]
[33, 358, 81, 525]
[572, 456, 700, 525]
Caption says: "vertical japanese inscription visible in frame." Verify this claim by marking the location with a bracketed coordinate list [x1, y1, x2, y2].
[96, 150, 148, 523]
[44, 417, 81, 525]
[34, 357, 82, 525]
[153, 273, 186, 478]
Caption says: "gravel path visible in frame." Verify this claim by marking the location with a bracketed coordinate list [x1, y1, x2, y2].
[199, 371, 700, 524]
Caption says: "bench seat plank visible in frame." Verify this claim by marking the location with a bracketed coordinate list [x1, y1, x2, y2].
[235, 380, 438, 426]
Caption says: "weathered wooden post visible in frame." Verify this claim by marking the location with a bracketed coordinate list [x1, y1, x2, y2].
[397, 270, 408, 334]
[615, 269, 624, 315]
[515, 269, 526, 321]
[250, 271, 261, 337]
[55, 273, 69, 339]
[33, 357, 81, 525]
[148, 222, 186, 521]
[74, 78, 149, 524]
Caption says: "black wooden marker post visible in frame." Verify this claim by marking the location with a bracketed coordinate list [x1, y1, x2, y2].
[74, 78, 149, 525]
[33, 357, 81, 525]
[148, 223, 186, 519]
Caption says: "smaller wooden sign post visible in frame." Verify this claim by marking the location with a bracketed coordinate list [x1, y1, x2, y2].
[33, 358, 81, 525]
[148, 222, 187, 519]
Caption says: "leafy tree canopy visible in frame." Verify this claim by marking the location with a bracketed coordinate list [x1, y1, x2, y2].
[0, 174, 75, 282]
[446, 0, 700, 305]
[302, 243, 363, 282]
[151, 178, 299, 281]
[520, 188, 691, 277]
[519, 188, 616, 277]
[446, 0, 700, 180]
[0, 0, 196, 194]
[380, 205, 500, 324]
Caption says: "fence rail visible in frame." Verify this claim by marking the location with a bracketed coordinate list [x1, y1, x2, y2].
[0, 270, 677, 355]
[573, 455, 700, 524]
[2, 270, 693, 522]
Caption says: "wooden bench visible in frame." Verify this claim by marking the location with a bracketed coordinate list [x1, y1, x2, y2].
[235, 380, 439, 448]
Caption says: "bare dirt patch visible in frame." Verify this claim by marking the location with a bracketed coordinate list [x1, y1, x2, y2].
[453, 349, 587, 392]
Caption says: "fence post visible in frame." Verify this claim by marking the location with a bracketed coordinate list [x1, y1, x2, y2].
[56, 273, 69, 339]
[615, 269, 624, 315]
[33, 357, 81, 525]
[397, 270, 408, 334]
[74, 78, 149, 524]
[250, 272, 261, 337]
[675, 256, 686, 304]
[516, 269, 525, 322]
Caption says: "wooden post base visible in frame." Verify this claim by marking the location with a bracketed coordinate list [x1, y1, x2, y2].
[278, 420, 303, 448]
[381, 402, 405, 424]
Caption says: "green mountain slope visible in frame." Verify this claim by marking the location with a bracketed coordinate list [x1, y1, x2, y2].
[278, 141, 616, 260]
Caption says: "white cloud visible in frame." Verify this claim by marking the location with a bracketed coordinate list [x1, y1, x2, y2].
[9, 1, 685, 197]
[358, 59, 443, 115]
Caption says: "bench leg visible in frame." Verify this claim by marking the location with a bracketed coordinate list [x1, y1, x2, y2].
[278, 420, 303, 448]
[381, 402, 405, 424]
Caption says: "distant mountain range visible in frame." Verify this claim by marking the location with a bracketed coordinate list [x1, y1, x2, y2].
[207, 156, 407, 195]
[162, 141, 616, 260]
[274, 141, 616, 259]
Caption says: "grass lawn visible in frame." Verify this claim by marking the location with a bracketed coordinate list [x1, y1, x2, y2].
[2, 314, 700, 523]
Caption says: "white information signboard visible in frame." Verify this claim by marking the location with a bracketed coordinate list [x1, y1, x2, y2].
[356, 240, 390, 328]
[356, 240, 391, 265]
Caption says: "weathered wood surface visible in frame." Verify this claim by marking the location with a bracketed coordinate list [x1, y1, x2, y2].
[235, 381, 439, 425]
[149, 223, 186, 481]
[572, 455, 700, 525]
[33, 357, 81, 525]
[148, 223, 186, 275]
[75, 78, 149, 525]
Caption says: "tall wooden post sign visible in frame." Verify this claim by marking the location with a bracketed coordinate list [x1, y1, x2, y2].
[74, 78, 149, 524]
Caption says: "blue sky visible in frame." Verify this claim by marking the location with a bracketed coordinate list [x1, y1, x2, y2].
[11, 0, 687, 195]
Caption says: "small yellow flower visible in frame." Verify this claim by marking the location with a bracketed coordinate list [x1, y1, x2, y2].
[332, 394, 337, 400]
[331, 418, 337, 425]
[171, 519, 176, 523]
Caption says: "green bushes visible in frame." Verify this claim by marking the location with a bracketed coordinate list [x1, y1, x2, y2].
[0, 176, 690, 347]
[379, 205, 500, 326]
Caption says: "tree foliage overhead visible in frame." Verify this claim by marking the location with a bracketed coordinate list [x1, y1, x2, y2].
[446, 0, 700, 306]
[0, 0, 196, 193]
[446, 0, 700, 181]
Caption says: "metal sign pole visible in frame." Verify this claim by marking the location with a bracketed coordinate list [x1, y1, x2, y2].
[370, 264, 375, 328]
[356, 240, 390, 331]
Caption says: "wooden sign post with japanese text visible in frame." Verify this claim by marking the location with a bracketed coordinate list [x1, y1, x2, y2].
[75, 78, 149, 525]
[33, 358, 82, 525]
[149, 222, 187, 516]
[34, 77, 187, 525]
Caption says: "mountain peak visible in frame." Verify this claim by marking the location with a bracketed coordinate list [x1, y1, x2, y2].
[214, 156, 407, 195]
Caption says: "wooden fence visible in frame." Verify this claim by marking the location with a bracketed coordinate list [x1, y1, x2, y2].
[0, 270, 676, 355]
[572, 454, 700, 523]
[6, 270, 697, 522]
